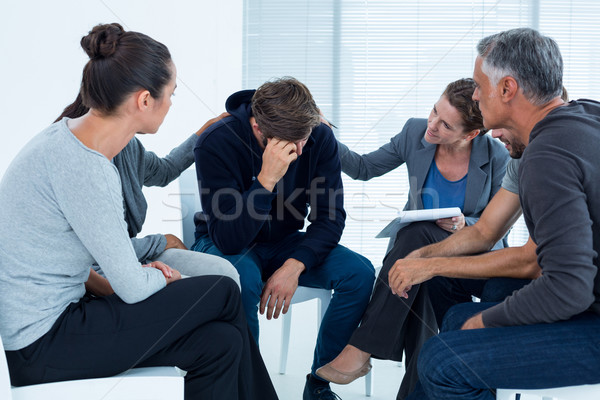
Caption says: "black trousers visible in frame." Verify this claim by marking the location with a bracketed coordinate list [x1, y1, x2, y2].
[348, 221, 530, 400]
[6, 276, 278, 400]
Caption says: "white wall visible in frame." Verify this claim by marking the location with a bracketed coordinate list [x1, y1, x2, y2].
[0, 0, 242, 239]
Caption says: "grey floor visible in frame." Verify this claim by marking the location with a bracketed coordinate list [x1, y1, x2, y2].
[258, 299, 404, 400]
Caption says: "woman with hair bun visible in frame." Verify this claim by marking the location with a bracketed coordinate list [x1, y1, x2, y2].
[56, 80, 240, 296]
[0, 23, 277, 400]
[316, 78, 512, 399]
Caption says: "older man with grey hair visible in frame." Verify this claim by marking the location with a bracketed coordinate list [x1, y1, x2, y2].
[407, 27, 600, 400]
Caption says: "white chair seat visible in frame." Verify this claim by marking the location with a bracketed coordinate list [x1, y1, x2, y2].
[496, 384, 600, 400]
[11, 367, 183, 400]
[1, 333, 184, 400]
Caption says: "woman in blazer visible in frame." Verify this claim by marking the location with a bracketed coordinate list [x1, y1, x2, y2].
[317, 78, 510, 399]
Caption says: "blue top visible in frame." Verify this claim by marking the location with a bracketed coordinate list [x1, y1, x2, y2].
[337, 118, 510, 249]
[193, 90, 345, 272]
[337, 118, 509, 229]
[421, 160, 467, 210]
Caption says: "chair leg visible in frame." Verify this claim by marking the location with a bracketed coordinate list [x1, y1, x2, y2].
[279, 308, 292, 375]
[317, 298, 324, 331]
[495, 390, 520, 400]
[365, 369, 372, 396]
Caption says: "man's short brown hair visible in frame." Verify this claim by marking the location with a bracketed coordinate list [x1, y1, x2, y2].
[251, 77, 321, 141]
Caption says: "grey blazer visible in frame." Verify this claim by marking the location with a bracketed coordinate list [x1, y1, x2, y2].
[338, 118, 510, 248]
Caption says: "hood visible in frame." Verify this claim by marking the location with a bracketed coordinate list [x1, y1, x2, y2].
[225, 89, 256, 123]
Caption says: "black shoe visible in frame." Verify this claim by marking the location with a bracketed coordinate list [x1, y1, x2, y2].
[303, 374, 342, 400]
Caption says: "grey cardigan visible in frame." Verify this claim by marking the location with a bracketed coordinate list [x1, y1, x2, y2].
[114, 134, 197, 261]
[338, 118, 509, 246]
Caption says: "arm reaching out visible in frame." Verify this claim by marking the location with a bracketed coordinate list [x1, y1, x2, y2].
[195, 112, 230, 136]
[416, 188, 522, 258]
[389, 237, 540, 297]
[388, 188, 540, 297]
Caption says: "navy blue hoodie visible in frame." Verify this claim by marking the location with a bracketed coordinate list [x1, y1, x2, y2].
[193, 90, 345, 271]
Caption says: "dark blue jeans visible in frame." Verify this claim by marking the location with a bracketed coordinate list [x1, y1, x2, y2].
[408, 302, 600, 400]
[427, 276, 532, 326]
[192, 231, 375, 375]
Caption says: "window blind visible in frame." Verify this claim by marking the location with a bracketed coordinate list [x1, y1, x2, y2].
[243, 0, 598, 266]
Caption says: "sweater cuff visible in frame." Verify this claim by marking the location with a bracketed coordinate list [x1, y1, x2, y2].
[290, 246, 319, 272]
[174, 134, 197, 167]
[157, 234, 168, 254]
[248, 179, 277, 212]
[481, 302, 513, 328]
[130, 234, 168, 263]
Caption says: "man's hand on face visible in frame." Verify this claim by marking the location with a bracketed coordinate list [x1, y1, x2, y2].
[257, 138, 298, 191]
[260, 258, 306, 320]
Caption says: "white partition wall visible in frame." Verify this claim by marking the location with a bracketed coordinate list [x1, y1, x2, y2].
[0, 0, 243, 239]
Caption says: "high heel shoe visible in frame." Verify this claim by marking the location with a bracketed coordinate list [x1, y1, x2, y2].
[315, 359, 372, 385]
